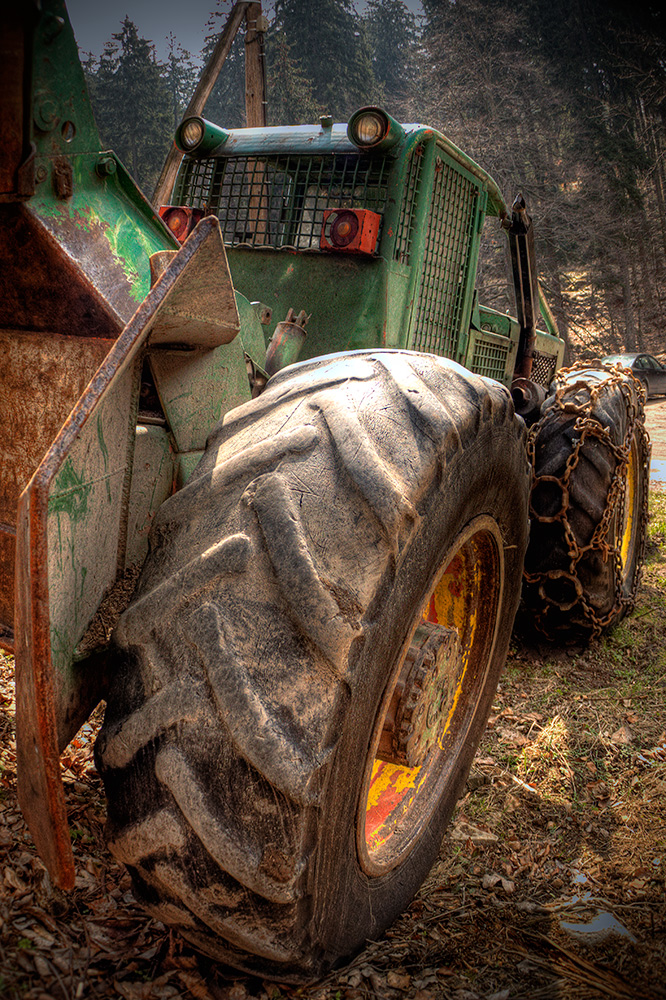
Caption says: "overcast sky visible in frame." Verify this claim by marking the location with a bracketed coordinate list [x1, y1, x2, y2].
[67, 0, 424, 63]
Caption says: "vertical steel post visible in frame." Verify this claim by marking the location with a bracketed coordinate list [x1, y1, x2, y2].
[509, 194, 539, 380]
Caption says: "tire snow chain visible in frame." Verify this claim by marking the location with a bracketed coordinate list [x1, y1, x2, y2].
[525, 363, 650, 639]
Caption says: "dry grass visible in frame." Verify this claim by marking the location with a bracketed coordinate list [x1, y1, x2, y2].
[1, 489, 665, 1000]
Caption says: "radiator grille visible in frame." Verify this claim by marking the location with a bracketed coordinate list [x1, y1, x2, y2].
[175, 154, 389, 249]
[411, 152, 479, 358]
[394, 145, 423, 264]
[531, 351, 558, 388]
[470, 336, 510, 382]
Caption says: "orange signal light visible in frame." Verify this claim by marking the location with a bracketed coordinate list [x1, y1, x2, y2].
[320, 209, 381, 255]
[159, 205, 204, 243]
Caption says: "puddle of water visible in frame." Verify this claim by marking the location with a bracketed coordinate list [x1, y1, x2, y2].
[651, 458, 666, 482]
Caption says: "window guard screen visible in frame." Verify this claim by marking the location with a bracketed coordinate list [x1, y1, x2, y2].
[410, 149, 480, 359]
[174, 154, 389, 250]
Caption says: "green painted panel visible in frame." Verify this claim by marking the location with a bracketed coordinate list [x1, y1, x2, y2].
[228, 250, 391, 360]
[125, 425, 175, 568]
[149, 336, 252, 455]
[31, 154, 176, 315]
[47, 359, 138, 732]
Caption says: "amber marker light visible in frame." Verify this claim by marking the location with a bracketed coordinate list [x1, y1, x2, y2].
[159, 206, 204, 243]
[330, 210, 360, 247]
[320, 209, 381, 255]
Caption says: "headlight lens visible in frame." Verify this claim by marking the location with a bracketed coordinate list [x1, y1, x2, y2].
[180, 118, 205, 150]
[350, 110, 387, 147]
[347, 107, 405, 153]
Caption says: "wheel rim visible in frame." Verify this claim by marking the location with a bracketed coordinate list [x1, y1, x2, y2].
[357, 516, 504, 876]
[619, 436, 640, 581]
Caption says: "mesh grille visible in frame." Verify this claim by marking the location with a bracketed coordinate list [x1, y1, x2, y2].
[411, 152, 479, 358]
[394, 145, 423, 264]
[175, 154, 389, 249]
[531, 351, 558, 388]
[470, 336, 510, 382]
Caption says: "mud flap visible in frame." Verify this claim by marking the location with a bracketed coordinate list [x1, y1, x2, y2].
[15, 217, 239, 889]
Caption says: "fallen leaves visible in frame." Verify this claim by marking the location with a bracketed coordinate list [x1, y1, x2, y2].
[2, 511, 666, 1000]
[449, 821, 498, 845]
[612, 725, 635, 745]
[482, 873, 515, 894]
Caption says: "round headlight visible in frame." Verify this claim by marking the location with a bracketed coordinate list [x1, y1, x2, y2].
[351, 111, 387, 147]
[180, 118, 205, 150]
[347, 107, 405, 153]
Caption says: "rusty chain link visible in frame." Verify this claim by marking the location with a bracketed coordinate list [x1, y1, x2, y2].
[524, 362, 651, 640]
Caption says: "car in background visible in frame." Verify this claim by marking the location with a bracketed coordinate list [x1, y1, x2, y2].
[602, 353, 666, 397]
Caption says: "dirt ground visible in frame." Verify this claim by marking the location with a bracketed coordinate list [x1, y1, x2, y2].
[1, 407, 665, 1000]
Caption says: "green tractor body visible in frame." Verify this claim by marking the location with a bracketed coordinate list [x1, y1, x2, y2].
[169, 112, 564, 384]
[2, 0, 647, 984]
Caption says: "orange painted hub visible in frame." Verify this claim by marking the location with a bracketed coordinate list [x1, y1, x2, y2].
[357, 516, 504, 876]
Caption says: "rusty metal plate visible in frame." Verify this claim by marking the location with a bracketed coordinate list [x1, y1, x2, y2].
[0, 332, 114, 638]
[15, 217, 239, 889]
[0, 205, 123, 337]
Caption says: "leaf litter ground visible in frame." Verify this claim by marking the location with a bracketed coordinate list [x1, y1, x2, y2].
[1, 487, 665, 1000]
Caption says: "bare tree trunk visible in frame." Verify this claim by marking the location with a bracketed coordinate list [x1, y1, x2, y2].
[621, 259, 637, 351]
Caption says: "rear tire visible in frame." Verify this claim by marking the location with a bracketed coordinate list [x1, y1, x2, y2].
[521, 365, 650, 642]
[96, 350, 529, 981]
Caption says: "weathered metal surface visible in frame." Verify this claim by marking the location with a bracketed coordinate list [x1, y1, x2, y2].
[228, 248, 390, 359]
[0, 8, 29, 199]
[2, 1, 176, 310]
[177, 131, 488, 369]
[174, 122, 507, 215]
[0, 525, 16, 650]
[30, 155, 178, 321]
[148, 220, 239, 348]
[0, 204, 122, 336]
[510, 376, 547, 423]
[15, 218, 240, 888]
[0, 331, 113, 636]
[45, 357, 140, 749]
[148, 339, 250, 455]
[15, 485, 74, 888]
[465, 305, 520, 386]
[386, 621, 463, 769]
[124, 425, 174, 568]
[263, 309, 308, 377]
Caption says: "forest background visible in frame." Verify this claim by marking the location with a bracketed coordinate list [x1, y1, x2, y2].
[81, 0, 666, 361]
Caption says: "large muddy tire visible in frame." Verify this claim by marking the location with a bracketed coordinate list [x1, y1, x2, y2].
[521, 365, 650, 642]
[96, 350, 529, 982]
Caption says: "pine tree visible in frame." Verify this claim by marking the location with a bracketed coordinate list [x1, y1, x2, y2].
[272, 0, 379, 121]
[164, 33, 199, 131]
[200, 5, 247, 127]
[266, 30, 322, 124]
[364, 0, 421, 119]
[87, 18, 172, 192]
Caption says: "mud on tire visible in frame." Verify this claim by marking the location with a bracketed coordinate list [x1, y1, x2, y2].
[521, 365, 650, 642]
[96, 350, 530, 982]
